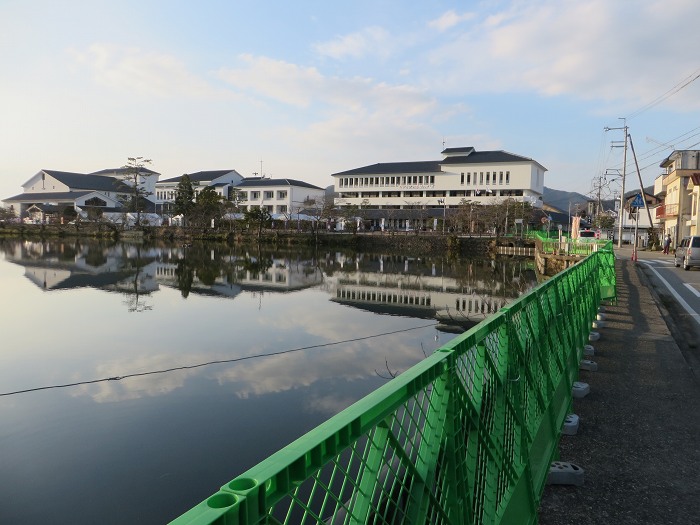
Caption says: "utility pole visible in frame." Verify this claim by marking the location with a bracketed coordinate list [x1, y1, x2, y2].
[605, 118, 628, 247]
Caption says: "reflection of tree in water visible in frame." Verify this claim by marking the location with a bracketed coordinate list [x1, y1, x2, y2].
[172, 243, 278, 298]
[84, 243, 108, 268]
[120, 244, 153, 312]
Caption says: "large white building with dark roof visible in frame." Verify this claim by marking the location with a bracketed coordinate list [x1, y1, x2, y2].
[2, 168, 160, 219]
[332, 147, 546, 210]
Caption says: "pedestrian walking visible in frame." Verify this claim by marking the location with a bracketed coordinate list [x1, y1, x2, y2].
[663, 234, 671, 254]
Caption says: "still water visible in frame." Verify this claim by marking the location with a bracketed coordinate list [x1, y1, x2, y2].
[0, 239, 537, 524]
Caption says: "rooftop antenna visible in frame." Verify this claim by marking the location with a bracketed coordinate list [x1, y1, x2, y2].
[260, 159, 264, 178]
[442, 137, 446, 149]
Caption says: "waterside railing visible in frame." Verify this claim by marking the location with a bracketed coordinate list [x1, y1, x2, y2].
[171, 246, 616, 525]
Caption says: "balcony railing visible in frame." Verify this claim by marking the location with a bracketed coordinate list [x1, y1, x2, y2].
[655, 203, 678, 219]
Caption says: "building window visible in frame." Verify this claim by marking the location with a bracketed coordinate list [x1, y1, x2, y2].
[277, 191, 287, 199]
[278, 205, 287, 213]
[460, 172, 464, 185]
[486, 172, 490, 185]
[467, 172, 471, 184]
[506, 171, 510, 185]
[430, 175, 435, 184]
[391, 177, 395, 185]
[264, 191, 273, 199]
[251, 191, 260, 200]
[480, 172, 484, 184]
[499, 171, 503, 184]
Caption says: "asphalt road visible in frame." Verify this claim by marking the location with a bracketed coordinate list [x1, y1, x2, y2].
[622, 246, 700, 380]
[538, 246, 700, 524]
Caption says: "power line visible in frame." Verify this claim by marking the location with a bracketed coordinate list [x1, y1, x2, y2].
[0, 323, 438, 398]
[627, 67, 700, 120]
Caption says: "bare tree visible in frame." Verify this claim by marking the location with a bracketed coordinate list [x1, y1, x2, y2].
[119, 157, 154, 227]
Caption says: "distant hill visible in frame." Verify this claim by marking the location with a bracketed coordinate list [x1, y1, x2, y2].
[542, 187, 590, 213]
[543, 185, 654, 214]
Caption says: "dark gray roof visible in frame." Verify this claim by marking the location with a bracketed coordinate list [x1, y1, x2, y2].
[4, 191, 92, 202]
[90, 167, 159, 176]
[439, 150, 535, 165]
[43, 170, 132, 192]
[235, 178, 323, 190]
[441, 147, 475, 155]
[334, 149, 544, 177]
[332, 161, 442, 176]
[159, 170, 238, 183]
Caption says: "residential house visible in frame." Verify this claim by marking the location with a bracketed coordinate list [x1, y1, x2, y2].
[654, 150, 700, 246]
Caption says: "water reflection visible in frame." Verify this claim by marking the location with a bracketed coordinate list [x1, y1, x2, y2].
[2, 239, 536, 329]
[0, 238, 539, 525]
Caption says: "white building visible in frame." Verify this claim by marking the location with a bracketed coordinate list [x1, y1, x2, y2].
[2, 168, 160, 220]
[154, 170, 244, 213]
[234, 178, 326, 216]
[333, 147, 546, 210]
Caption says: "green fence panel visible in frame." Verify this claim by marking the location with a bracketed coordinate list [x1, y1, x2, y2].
[170, 250, 615, 525]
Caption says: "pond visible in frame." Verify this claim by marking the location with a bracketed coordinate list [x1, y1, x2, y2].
[0, 238, 537, 524]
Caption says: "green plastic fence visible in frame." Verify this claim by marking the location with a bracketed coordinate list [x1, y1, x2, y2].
[171, 248, 616, 525]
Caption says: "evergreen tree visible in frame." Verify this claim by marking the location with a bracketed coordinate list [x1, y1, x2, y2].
[174, 175, 196, 225]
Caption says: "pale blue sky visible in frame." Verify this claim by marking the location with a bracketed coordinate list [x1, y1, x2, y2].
[2, 0, 700, 202]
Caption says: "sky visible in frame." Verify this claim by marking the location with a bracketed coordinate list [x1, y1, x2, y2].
[2, 0, 700, 203]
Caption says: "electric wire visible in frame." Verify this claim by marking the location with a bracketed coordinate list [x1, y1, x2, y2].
[626, 67, 700, 120]
[0, 322, 438, 398]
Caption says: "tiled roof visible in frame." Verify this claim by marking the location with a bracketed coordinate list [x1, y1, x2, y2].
[333, 149, 544, 176]
[236, 178, 323, 190]
[441, 147, 475, 155]
[90, 167, 159, 175]
[3, 191, 92, 202]
[439, 150, 535, 164]
[159, 170, 239, 183]
[332, 161, 442, 176]
[43, 170, 132, 192]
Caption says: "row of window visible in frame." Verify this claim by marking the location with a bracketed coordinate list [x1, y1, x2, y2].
[155, 189, 289, 202]
[337, 288, 432, 306]
[241, 190, 287, 201]
[337, 171, 511, 188]
[155, 265, 287, 284]
[337, 189, 524, 199]
[454, 298, 506, 315]
[460, 171, 511, 185]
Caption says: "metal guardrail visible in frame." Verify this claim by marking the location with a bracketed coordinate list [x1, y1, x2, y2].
[171, 247, 616, 525]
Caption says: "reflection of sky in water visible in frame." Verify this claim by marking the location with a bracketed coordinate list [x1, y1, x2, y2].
[0, 246, 449, 525]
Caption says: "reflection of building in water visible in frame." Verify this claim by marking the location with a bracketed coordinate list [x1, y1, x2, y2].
[154, 254, 323, 296]
[4, 241, 159, 294]
[323, 253, 536, 329]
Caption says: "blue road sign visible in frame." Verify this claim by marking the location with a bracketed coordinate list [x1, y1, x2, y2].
[631, 193, 645, 208]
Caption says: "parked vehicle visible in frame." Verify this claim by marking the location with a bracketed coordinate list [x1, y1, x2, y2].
[674, 236, 700, 270]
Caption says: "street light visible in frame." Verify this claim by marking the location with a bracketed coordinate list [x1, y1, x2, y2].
[437, 198, 446, 234]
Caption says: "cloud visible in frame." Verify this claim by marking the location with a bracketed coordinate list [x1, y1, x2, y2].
[71, 353, 200, 403]
[424, 0, 700, 110]
[428, 10, 476, 32]
[216, 53, 444, 163]
[217, 54, 325, 108]
[71, 43, 223, 99]
[313, 26, 394, 60]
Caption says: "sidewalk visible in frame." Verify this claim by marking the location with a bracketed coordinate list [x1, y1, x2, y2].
[538, 246, 700, 524]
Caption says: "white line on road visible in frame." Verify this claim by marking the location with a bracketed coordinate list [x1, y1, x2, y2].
[640, 261, 700, 327]
[684, 283, 700, 298]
